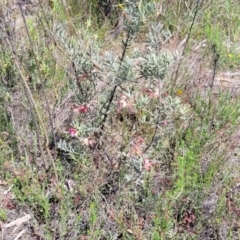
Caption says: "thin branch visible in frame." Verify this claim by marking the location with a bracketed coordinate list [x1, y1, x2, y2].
[171, 0, 202, 86]
[99, 28, 132, 135]
[18, 4, 58, 182]
[1, 19, 49, 170]
[209, 44, 220, 90]
[143, 106, 161, 153]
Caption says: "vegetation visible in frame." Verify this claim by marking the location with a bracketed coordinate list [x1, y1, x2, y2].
[1, 0, 240, 239]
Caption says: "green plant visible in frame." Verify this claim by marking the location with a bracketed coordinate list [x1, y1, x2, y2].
[0, 208, 7, 221]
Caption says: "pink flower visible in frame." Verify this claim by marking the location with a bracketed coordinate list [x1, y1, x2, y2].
[73, 104, 88, 114]
[79, 105, 88, 113]
[162, 121, 168, 126]
[135, 136, 145, 146]
[144, 159, 153, 171]
[69, 128, 77, 137]
[117, 94, 135, 113]
[144, 88, 159, 99]
[83, 137, 96, 149]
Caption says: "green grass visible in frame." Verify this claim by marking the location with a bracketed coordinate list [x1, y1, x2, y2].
[0, 208, 7, 222]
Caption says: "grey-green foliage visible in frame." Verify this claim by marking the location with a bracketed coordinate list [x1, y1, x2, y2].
[54, 23, 101, 102]
[54, 0, 178, 141]
[140, 51, 175, 79]
[146, 22, 172, 50]
[54, 23, 93, 73]
[117, 57, 136, 82]
[123, 4, 176, 81]
[103, 5, 176, 82]
[57, 139, 77, 155]
[141, 20, 176, 80]
[55, 0, 176, 95]
[125, 0, 156, 18]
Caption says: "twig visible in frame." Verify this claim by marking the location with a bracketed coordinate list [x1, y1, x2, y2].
[143, 106, 161, 153]
[2, 29, 49, 170]
[171, 0, 202, 87]
[1, 4, 58, 180]
[61, 0, 76, 35]
[3, 215, 31, 229]
[208, 44, 220, 111]
[209, 44, 220, 90]
[18, 4, 58, 181]
[99, 28, 132, 135]
[13, 229, 27, 240]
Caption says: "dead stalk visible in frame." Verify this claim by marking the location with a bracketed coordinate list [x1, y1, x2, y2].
[18, 3, 59, 182]
[1, 4, 58, 182]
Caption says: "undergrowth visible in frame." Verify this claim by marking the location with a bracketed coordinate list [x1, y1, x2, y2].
[1, 0, 240, 239]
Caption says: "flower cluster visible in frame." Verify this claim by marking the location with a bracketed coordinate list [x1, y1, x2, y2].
[73, 104, 88, 114]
